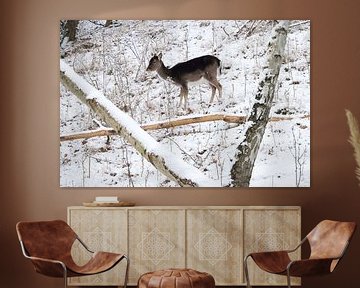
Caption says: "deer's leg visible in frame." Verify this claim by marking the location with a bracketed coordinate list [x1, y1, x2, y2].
[209, 84, 217, 103]
[179, 85, 189, 109]
[178, 88, 183, 107]
[217, 81, 222, 98]
[209, 80, 222, 102]
[204, 73, 222, 102]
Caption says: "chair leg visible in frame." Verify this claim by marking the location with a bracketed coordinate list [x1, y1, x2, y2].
[62, 264, 68, 288]
[286, 269, 292, 288]
[244, 255, 252, 288]
[123, 255, 130, 288]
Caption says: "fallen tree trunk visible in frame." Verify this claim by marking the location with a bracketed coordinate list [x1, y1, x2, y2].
[143, 113, 246, 130]
[60, 60, 219, 187]
[60, 114, 309, 142]
[60, 128, 117, 141]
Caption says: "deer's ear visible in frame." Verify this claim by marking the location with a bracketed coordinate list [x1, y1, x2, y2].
[158, 53, 162, 59]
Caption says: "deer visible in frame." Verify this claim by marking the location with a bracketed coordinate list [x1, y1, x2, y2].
[146, 53, 222, 109]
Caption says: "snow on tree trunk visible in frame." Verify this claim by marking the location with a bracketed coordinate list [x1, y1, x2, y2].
[60, 60, 219, 187]
[230, 21, 290, 187]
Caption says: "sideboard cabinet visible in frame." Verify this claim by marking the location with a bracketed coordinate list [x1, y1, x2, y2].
[67, 206, 301, 286]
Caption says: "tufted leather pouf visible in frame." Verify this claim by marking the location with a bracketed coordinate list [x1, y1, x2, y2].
[138, 268, 215, 288]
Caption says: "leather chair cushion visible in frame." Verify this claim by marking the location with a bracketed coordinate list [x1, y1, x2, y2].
[138, 268, 215, 288]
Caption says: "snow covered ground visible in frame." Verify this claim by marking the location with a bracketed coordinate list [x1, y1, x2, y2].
[60, 20, 310, 187]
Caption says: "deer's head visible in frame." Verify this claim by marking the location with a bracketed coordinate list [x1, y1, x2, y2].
[146, 53, 163, 71]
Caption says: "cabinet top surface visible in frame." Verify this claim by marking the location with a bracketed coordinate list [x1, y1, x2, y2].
[68, 205, 301, 210]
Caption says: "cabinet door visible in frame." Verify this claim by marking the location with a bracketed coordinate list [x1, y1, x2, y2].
[128, 209, 186, 284]
[243, 208, 301, 286]
[187, 209, 243, 285]
[68, 208, 127, 286]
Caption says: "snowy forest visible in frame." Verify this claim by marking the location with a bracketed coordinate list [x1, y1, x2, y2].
[59, 20, 310, 188]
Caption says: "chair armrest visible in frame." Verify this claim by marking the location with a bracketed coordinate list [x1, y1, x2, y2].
[25, 255, 67, 277]
[19, 240, 67, 277]
[246, 251, 291, 274]
[286, 237, 307, 253]
[25, 255, 64, 265]
[287, 257, 335, 277]
[76, 236, 94, 253]
[248, 250, 290, 258]
[246, 236, 306, 258]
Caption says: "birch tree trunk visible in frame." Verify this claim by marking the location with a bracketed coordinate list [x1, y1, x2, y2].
[60, 60, 218, 187]
[64, 20, 79, 41]
[230, 21, 290, 187]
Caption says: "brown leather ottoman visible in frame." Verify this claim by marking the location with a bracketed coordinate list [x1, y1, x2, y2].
[138, 268, 215, 288]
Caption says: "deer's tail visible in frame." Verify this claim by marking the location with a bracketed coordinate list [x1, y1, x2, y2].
[216, 58, 222, 75]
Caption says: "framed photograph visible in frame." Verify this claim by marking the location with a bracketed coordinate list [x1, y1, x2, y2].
[60, 20, 310, 187]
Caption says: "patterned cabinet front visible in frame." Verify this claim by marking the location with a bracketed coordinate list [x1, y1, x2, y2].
[243, 208, 301, 286]
[187, 209, 243, 285]
[67, 208, 127, 286]
[128, 209, 186, 284]
[67, 206, 300, 286]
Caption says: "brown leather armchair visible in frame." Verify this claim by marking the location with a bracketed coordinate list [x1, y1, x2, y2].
[244, 220, 356, 288]
[16, 220, 129, 288]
